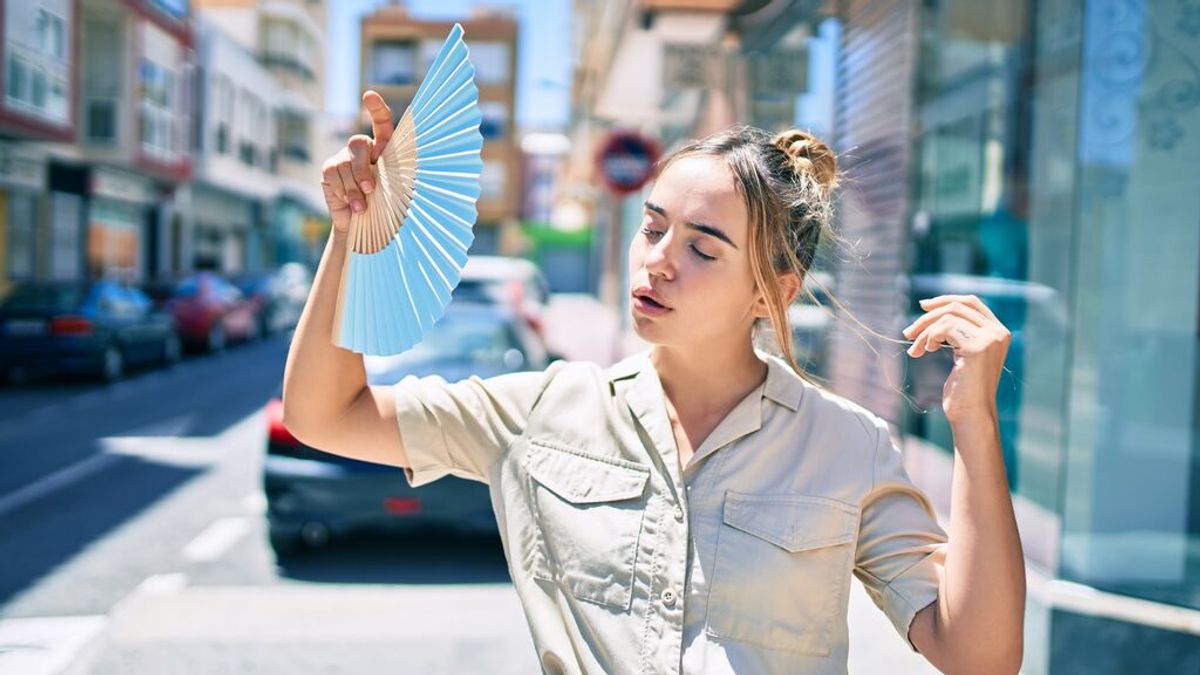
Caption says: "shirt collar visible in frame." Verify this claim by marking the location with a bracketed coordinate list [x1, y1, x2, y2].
[606, 347, 805, 412]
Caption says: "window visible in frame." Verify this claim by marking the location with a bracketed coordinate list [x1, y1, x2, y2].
[480, 160, 506, 202]
[84, 18, 120, 143]
[479, 101, 508, 140]
[468, 41, 511, 85]
[5, 5, 71, 125]
[139, 58, 177, 159]
[371, 40, 416, 85]
[6, 192, 37, 280]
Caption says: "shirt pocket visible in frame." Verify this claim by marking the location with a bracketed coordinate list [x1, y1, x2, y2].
[705, 491, 860, 656]
[523, 437, 651, 611]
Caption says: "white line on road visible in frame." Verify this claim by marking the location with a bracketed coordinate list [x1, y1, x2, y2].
[183, 517, 251, 563]
[0, 615, 107, 675]
[241, 492, 267, 515]
[0, 407, 267, 520]
[0, 452, 121, 519]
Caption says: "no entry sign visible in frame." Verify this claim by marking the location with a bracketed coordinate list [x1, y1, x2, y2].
[595, 130, 661, 196]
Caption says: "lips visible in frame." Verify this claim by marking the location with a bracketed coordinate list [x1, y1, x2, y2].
[632, 286, 671, 310]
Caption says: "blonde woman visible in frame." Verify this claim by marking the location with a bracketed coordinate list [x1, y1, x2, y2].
[283, 90, 1025, 674]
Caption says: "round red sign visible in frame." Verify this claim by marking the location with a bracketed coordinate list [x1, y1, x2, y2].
[594, 130, 661, 196]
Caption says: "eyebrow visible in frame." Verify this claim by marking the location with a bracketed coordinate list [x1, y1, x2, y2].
[643, 200, 738, 250]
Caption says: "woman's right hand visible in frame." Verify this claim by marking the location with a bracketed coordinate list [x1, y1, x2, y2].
[320, 90, 394, 235]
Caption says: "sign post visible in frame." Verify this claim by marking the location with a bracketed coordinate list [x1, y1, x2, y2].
[594, 130, 661, 317]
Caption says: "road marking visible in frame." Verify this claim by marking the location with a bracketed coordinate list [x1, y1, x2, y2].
[0, 452, 121, 519]
[183, 517, 251, 563]
[242, 492, 267, 515]
[129, 572, 188, 597]
[0, 404, 266, 520]
[0, 615, 107, 675]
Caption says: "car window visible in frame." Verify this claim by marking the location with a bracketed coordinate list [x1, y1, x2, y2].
[1, 283, 84, 311]
[387, 309, 521, 367]
[176, 278, 200, 298]
[123, 286, 152, 314]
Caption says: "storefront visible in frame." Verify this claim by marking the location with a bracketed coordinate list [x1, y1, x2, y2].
[188, 181, 259, 274]
[87, 167, 157, 283]
[826, 0, 1200, 670]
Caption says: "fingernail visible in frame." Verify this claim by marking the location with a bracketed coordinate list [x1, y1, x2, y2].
[352, 200, 364, 213]
[919, 298, 930, 306]
[360, 181, 373, 194]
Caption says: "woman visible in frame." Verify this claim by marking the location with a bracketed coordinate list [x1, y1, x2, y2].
[283, 90, 1026, 674]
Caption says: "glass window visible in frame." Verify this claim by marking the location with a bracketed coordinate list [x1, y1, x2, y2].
[468, 41, 511, 85]
[1056, 0, 1200, 611]
[371, 40, 416, 85]
[479, 101, 508, 140]
[908, 0, 1200, 613]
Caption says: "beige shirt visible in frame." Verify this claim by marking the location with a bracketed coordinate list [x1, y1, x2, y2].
[394, 348, 947, 675]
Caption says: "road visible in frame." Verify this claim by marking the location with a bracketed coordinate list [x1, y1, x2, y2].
[0, 311, 935, 674]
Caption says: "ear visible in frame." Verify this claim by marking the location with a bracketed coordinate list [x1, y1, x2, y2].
[752, 271, 802, 319]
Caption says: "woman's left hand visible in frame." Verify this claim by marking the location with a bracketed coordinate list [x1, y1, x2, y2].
[902, 294, 1011, 426]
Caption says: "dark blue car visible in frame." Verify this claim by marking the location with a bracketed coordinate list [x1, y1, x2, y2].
[0, 279, 182, 384]
[262, 301, 549, 554]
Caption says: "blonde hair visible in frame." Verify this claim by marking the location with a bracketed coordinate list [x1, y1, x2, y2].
[655, 125, 874, 387]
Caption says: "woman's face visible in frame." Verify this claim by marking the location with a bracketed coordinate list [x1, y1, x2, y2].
[628, 154, 762, 347]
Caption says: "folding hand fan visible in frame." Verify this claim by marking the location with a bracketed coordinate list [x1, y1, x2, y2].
[333, 23, 483, 356]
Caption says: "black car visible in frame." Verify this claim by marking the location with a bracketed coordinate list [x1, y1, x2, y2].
[0, 279, 182, 384]
[262, 301, 550, 554]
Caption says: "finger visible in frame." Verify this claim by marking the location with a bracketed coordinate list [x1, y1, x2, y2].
[902, 301, 987, 340]
[912, 316, 976, 357]
[363, 90, 393, 161]
[337, 163, 365, 214]
[919, 294, 998, 324]
[321, 164, 348, 206]
[347, 135, 375, 195]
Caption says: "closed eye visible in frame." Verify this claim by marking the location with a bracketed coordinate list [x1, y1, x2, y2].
[641, 227, 717, 262]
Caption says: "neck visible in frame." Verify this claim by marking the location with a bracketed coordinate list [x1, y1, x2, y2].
[649, 336, 767, 419]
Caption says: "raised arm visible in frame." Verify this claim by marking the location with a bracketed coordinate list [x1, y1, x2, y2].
[280, 91, 405, 466]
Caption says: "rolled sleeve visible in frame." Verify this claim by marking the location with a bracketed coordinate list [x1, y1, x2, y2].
[853, 416, 947, 653]
[394, 361, 564, 488]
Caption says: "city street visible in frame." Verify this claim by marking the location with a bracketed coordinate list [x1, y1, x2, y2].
[0, 321, 936, 674]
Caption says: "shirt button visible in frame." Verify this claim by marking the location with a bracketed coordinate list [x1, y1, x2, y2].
[674, 506, 684, 520]
[661, 588, 677, 607]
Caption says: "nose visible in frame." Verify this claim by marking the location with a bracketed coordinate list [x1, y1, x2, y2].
[643, 231, 675, 279]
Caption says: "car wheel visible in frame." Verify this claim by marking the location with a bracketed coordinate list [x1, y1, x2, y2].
[300, 521, 331, 548]
[162, 334, 182, 366]
[207, 324, 226, 353]
[100, 345, 124, 383]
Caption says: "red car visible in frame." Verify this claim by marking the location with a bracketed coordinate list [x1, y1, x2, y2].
[164, 272, 262, 352]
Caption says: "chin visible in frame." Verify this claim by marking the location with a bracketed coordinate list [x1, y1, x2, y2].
[629, 311, 678, 346]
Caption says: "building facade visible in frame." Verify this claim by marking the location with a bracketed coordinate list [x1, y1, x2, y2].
[359, 5, 521, 256]
[192, 0, 329, 271]
[572, 0, 1200, 671]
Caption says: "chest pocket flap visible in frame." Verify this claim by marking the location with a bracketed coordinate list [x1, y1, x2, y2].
[525, 439, 650, 504]
[723, 492, 859, 552]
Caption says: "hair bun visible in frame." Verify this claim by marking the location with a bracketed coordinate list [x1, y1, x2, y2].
[771, 129, 838, 196]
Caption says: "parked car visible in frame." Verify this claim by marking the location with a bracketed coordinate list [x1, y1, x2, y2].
[262, 301, 549, 554]
[456, 255, 551, 339]
[230, 271, 285, 338]
[164, 272, 261, 352]
[0, 279, 182, 384]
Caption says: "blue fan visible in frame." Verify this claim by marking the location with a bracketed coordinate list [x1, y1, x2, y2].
[333, 23, 483, 356]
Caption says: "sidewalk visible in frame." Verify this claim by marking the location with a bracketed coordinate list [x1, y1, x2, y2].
[43, 577, 934, 674]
